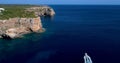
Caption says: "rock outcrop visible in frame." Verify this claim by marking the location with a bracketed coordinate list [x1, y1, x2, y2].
[0, 17, 45, 39]
[26, 6, 55, 17]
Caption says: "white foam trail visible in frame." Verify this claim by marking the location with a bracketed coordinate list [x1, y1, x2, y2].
[84, 53, 93, 63]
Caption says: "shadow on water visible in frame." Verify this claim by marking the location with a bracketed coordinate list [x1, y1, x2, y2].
[0, 33, 55, 63]
[0, 16, 55, 63]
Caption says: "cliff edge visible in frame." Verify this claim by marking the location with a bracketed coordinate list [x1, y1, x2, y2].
[0, 6, 55, 39]
[26, 6, 55, 17]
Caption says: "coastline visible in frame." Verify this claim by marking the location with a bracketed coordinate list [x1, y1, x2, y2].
[0, 5, 55, 39]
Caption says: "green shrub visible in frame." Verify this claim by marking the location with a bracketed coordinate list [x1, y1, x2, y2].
[0, 5, 36, 20]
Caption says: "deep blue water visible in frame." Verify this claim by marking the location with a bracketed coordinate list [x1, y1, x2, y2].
[1, 5, 120, 63]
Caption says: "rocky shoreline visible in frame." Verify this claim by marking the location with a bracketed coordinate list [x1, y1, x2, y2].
[0, 6, 55, 39]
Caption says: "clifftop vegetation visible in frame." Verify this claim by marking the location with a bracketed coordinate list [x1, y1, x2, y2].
[0, 5, 37, 20]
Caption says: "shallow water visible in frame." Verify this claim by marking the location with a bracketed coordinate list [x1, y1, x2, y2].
[0, 5, 120, 63]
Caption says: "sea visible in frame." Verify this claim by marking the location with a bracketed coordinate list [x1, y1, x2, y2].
[0, 5, 120, 63]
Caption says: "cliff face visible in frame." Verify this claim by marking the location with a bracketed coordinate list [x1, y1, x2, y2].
[0, 17, 45, 39]
[26, 6, 55, 17]
[0, 6, 55, 39]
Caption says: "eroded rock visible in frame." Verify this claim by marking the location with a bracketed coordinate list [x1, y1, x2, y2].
[26, 6, 55, 17]
[0, 17, 44, 39]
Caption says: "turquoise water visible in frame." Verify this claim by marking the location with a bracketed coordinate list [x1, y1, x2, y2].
[1, 5, 120, 63]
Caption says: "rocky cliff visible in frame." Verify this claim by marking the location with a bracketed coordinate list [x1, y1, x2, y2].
[26, 6, 55, 17]
[0, 17, 45, 39]
[0, 6, 55, 39]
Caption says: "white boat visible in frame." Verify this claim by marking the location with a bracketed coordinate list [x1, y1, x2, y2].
[84, 53, 93, 63]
